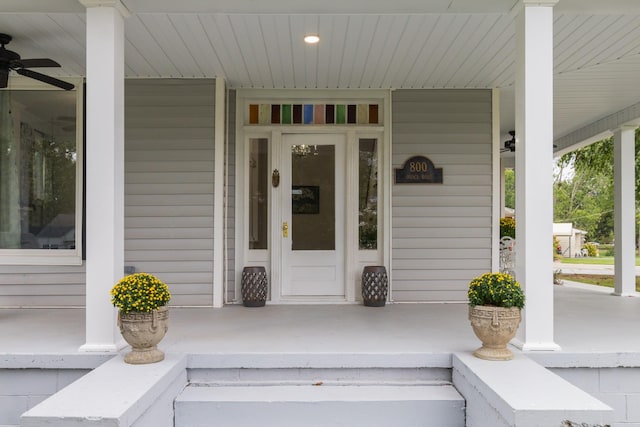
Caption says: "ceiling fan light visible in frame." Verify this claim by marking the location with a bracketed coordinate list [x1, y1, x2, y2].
[304, 34, 320, 44]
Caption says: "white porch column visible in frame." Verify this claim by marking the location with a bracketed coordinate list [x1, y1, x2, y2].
[79, 0, 129, 352]
[613, 126, 637, 296]
[514, 0, 561, 351]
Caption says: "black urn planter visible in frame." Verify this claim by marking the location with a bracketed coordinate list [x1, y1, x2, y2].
[362, 266, 388, 307]
[241, 266, 268, 307]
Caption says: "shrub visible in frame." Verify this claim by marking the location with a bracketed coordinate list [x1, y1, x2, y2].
[554, 236, 562, 260]
[583, 242, 598, 257]
[500, 217, 516, 239]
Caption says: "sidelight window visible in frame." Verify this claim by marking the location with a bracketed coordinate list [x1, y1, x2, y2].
[248, 138, 269, 249]
[358, 138, 378, 250]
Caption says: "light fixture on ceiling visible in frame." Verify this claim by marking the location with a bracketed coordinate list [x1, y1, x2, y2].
[292, 144, 319, 158]
[304, 34, 320, 44]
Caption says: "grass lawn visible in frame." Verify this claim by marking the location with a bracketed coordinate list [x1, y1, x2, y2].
[558, 274, 640, 292]
[560, 256, 640, 266]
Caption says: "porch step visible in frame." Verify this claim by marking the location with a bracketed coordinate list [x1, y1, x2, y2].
[174, 383, 465, 427]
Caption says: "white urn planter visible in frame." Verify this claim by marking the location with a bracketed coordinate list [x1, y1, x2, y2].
[118, 306, 169, 364]
[468, 305, 521, 361]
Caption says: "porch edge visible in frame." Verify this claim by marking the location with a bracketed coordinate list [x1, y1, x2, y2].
[20, 353, 187, 426]
[452, 352, 613, 427]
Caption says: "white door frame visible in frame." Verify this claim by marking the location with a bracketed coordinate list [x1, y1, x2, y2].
[234, 89, 392, 305]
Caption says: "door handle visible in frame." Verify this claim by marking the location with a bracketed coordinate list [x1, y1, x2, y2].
[282, 222, 289, 238]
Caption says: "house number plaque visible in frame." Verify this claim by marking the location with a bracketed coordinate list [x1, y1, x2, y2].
[394, 156, 443, 184]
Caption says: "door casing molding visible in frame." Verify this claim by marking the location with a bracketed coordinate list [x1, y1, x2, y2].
[234, 89, 392, 304]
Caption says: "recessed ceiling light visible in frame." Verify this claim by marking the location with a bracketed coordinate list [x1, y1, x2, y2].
[304, 34, 320, 44]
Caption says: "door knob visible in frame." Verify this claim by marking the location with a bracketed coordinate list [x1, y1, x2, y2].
[282, 222, 289, 238]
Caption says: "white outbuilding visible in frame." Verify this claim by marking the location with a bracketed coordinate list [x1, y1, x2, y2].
[553, 222, 587, 258]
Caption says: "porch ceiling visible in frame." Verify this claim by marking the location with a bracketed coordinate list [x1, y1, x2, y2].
[1, 0, 639, 145]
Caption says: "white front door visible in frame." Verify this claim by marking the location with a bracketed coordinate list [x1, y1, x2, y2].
[281, 133, 345, 298]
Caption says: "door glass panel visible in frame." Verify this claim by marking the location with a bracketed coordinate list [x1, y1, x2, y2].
[249, 138, 268, 249]
[359, 138, 378, 249]
[291, 144, 335, 251]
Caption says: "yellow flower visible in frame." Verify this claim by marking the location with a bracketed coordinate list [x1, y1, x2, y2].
[110, 272, 171, 314]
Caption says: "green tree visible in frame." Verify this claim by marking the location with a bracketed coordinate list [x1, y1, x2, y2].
[562, 131, 640, 198]
[555, 129, 640, 243]
[504, 169, 515, 209]
[554, 170, 614, 242]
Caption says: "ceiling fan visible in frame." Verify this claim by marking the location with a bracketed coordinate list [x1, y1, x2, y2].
[0, 33, 74, 91]
[501, 130, 516, 153]
[499, 130, 558, 152]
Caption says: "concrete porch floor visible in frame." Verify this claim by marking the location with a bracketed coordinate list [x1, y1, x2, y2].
[2, 282, 640, 368]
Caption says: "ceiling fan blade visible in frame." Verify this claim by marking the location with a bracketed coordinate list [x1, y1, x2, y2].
[19, 58, 61, 68]
[0, 69, 8, 88]
[15, 68, 74, 90]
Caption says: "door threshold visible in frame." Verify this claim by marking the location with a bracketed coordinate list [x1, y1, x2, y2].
[266, 299, 355, 305]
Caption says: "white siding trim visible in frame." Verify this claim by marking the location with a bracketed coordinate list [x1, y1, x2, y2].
[491, 88, 500, 273]
[383, 90, 393, 300]
[345, 130, 358, 302]
[234, 96, 246, 303]
[225, 90, 237, 303]
[213, 78, 225, 307]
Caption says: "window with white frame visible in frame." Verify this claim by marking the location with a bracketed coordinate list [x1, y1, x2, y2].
[0, 86, 82, 263]
[359, 138, 378, 250]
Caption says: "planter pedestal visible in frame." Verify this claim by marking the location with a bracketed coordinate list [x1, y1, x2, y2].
[241, 266, 268, 307]
[362, 266, 388, 307]
[468, 305, 521, 361]
[118, 306, 169, 364]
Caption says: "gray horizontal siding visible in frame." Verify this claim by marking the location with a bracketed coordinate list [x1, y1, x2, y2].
[391, 89, 493, 302]
[0, 79, 220, 308]
[0, 265, 85, 307]
[125, 79, 216, 307]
